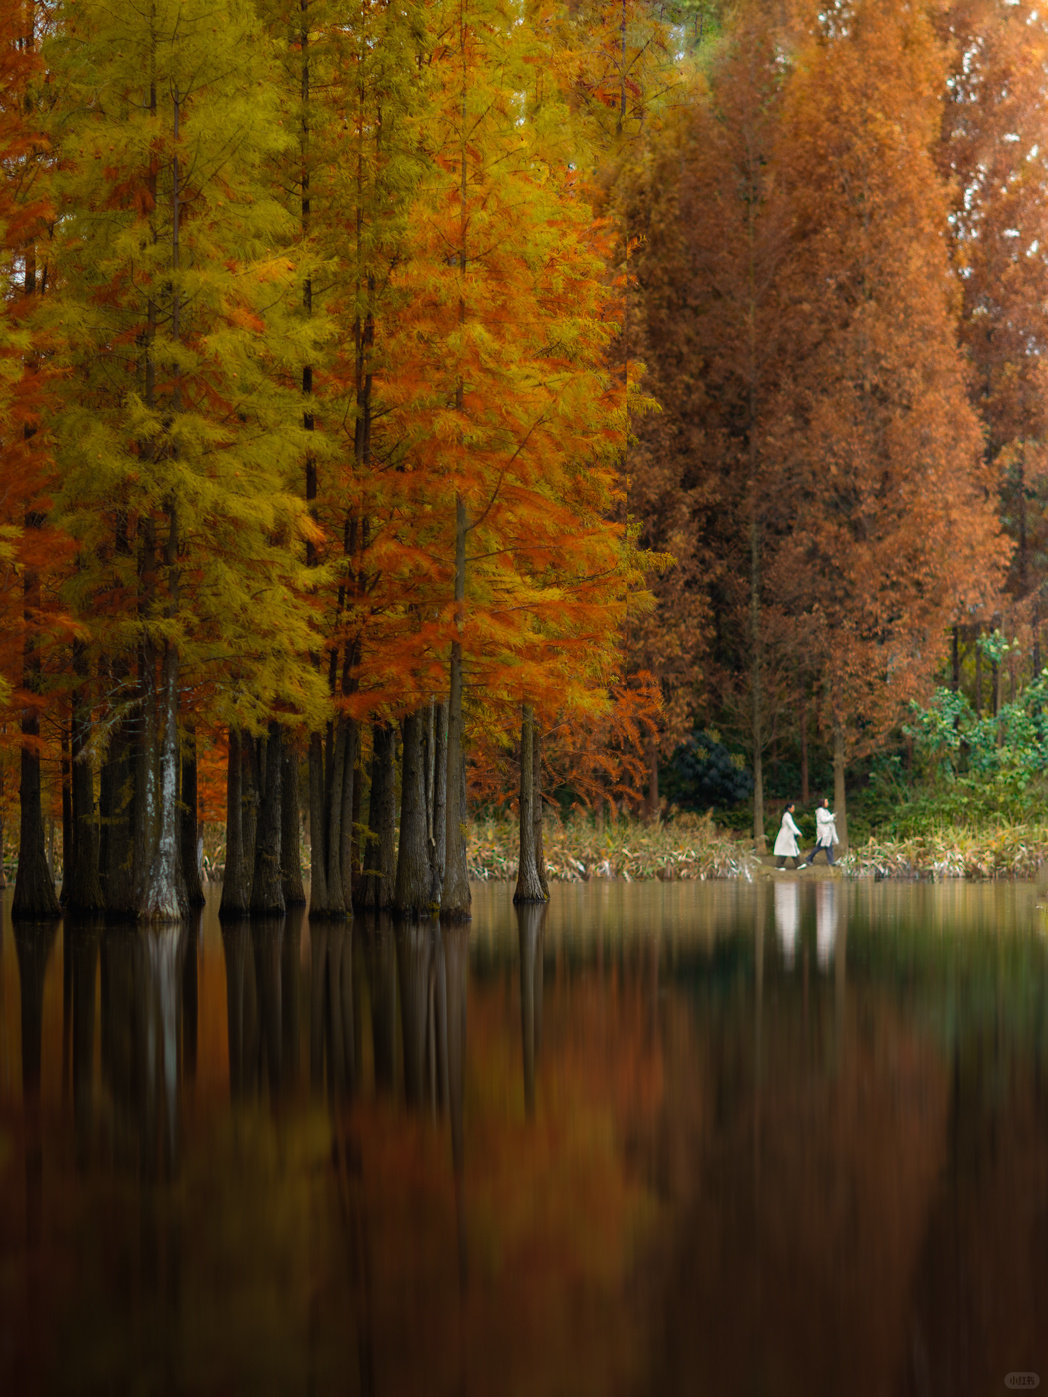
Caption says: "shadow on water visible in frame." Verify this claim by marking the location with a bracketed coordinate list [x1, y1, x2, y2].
[2, 881, 1048, 1394]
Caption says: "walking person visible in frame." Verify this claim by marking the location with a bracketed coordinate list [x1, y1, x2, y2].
[798, 797, 839, 868]
[773, 801, 804, 870]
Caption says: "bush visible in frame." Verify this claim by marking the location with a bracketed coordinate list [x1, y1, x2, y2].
[662, 731, 754, 813]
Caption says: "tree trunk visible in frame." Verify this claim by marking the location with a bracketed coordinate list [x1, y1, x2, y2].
[66, 652, 104, 915]
[951, 624, 960, 691]
[974, 634, 982, 718]
[219, 729, 251, 918]
[442, 503, 471, 921]
[428, 700, 447, 907]
[138, 633, 182, 922]
[752, 747, 766, 855]
[533, 720, 548, 900]
[13, 524, 60, 921]
[241, 731, 260, 881]
[251, 721, 285, 916]
[514, 704, 546, 903]
[101, 710, 136, 920]
[362, 721, 396, 911]
[799, 692, 809, 805]
[281, 737, 307, 907]
[321, 718, 347, 916]
[395, 711, 433, 917]
[308, 731, 332, 915]
[646, 733, 659, 823]
[60, 725, 72, 904]
[339, 717, 357, 902]
[833, 722, 848, 854]
[13, 745, 60, 921]
[180, 727, 205, 909]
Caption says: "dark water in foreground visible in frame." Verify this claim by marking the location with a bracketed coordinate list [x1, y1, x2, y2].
[2, 879, 1048, 1396]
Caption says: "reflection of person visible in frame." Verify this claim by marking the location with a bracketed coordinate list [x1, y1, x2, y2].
[773, 802, 804, 869]
[775, 882, 800, 969]
[816, 882, 838, 969]
[799, 798, 839, 867]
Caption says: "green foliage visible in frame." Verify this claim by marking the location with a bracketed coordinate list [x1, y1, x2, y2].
[859, 681, 1048, 835]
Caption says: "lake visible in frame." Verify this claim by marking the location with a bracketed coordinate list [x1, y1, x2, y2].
[1, 878, 1047, 1396]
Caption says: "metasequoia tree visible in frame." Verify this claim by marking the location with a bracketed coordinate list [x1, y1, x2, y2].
[936, 0, 1048, 664]
[380, 0, 636, 918]
[45, 0, 324, 921]
[769, 0, 1005, 843]
[1, 0, 73, 920]
[624, 0, 795, 849]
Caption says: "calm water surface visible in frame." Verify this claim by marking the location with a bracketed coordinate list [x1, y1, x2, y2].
[2, 879, 1048, 1396]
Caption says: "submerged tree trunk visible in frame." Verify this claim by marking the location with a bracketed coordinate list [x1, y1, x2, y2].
[180, 727, 205, 909]
[281, 737, 306, 907]
[514, 704, 546, 903]
[362, 721, 396, 911]
[395, 711, 432, 917]
[65, 642, 103, 915]
[833, 721, 848, 854]
[251, 721, 285, 915]
[220, 728, 251, 918]
[441, 498, 471, 922]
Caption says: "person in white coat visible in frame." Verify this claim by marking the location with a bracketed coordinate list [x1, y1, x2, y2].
[799, 797, 839, 867]
[773, 801, 804, 869]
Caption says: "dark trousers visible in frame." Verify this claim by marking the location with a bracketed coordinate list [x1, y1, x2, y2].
[776, 855, 803, 869]
[803, 843, 835, 866]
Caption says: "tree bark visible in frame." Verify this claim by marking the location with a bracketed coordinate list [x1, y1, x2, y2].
[951, 624, 960, 691]
[138, 630, 182, 922]
[395, 711, 433, 917]
[441, 499, 471, 921]
[180, 727, 205, 909]
[514, 704, 546, 903]
[281, 737, 306, 907]
[251, 721, 285, 915]
[362, 721, 396, 911]
[833, 721, 848, 853]
[241, 731, 260, 881]
[219, 729, 251, 918]
[799, 691, 809, 805]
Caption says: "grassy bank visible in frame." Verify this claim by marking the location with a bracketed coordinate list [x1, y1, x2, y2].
[469, 812, 1048, 883]
[844, 824, 1048, 880]
[468, 812, 750, 883]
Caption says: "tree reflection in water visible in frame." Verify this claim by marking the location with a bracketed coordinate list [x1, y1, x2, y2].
[3, 883, 1048, 1395]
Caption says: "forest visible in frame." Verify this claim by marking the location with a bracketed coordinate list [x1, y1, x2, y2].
[0, 0, 1044, 922]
